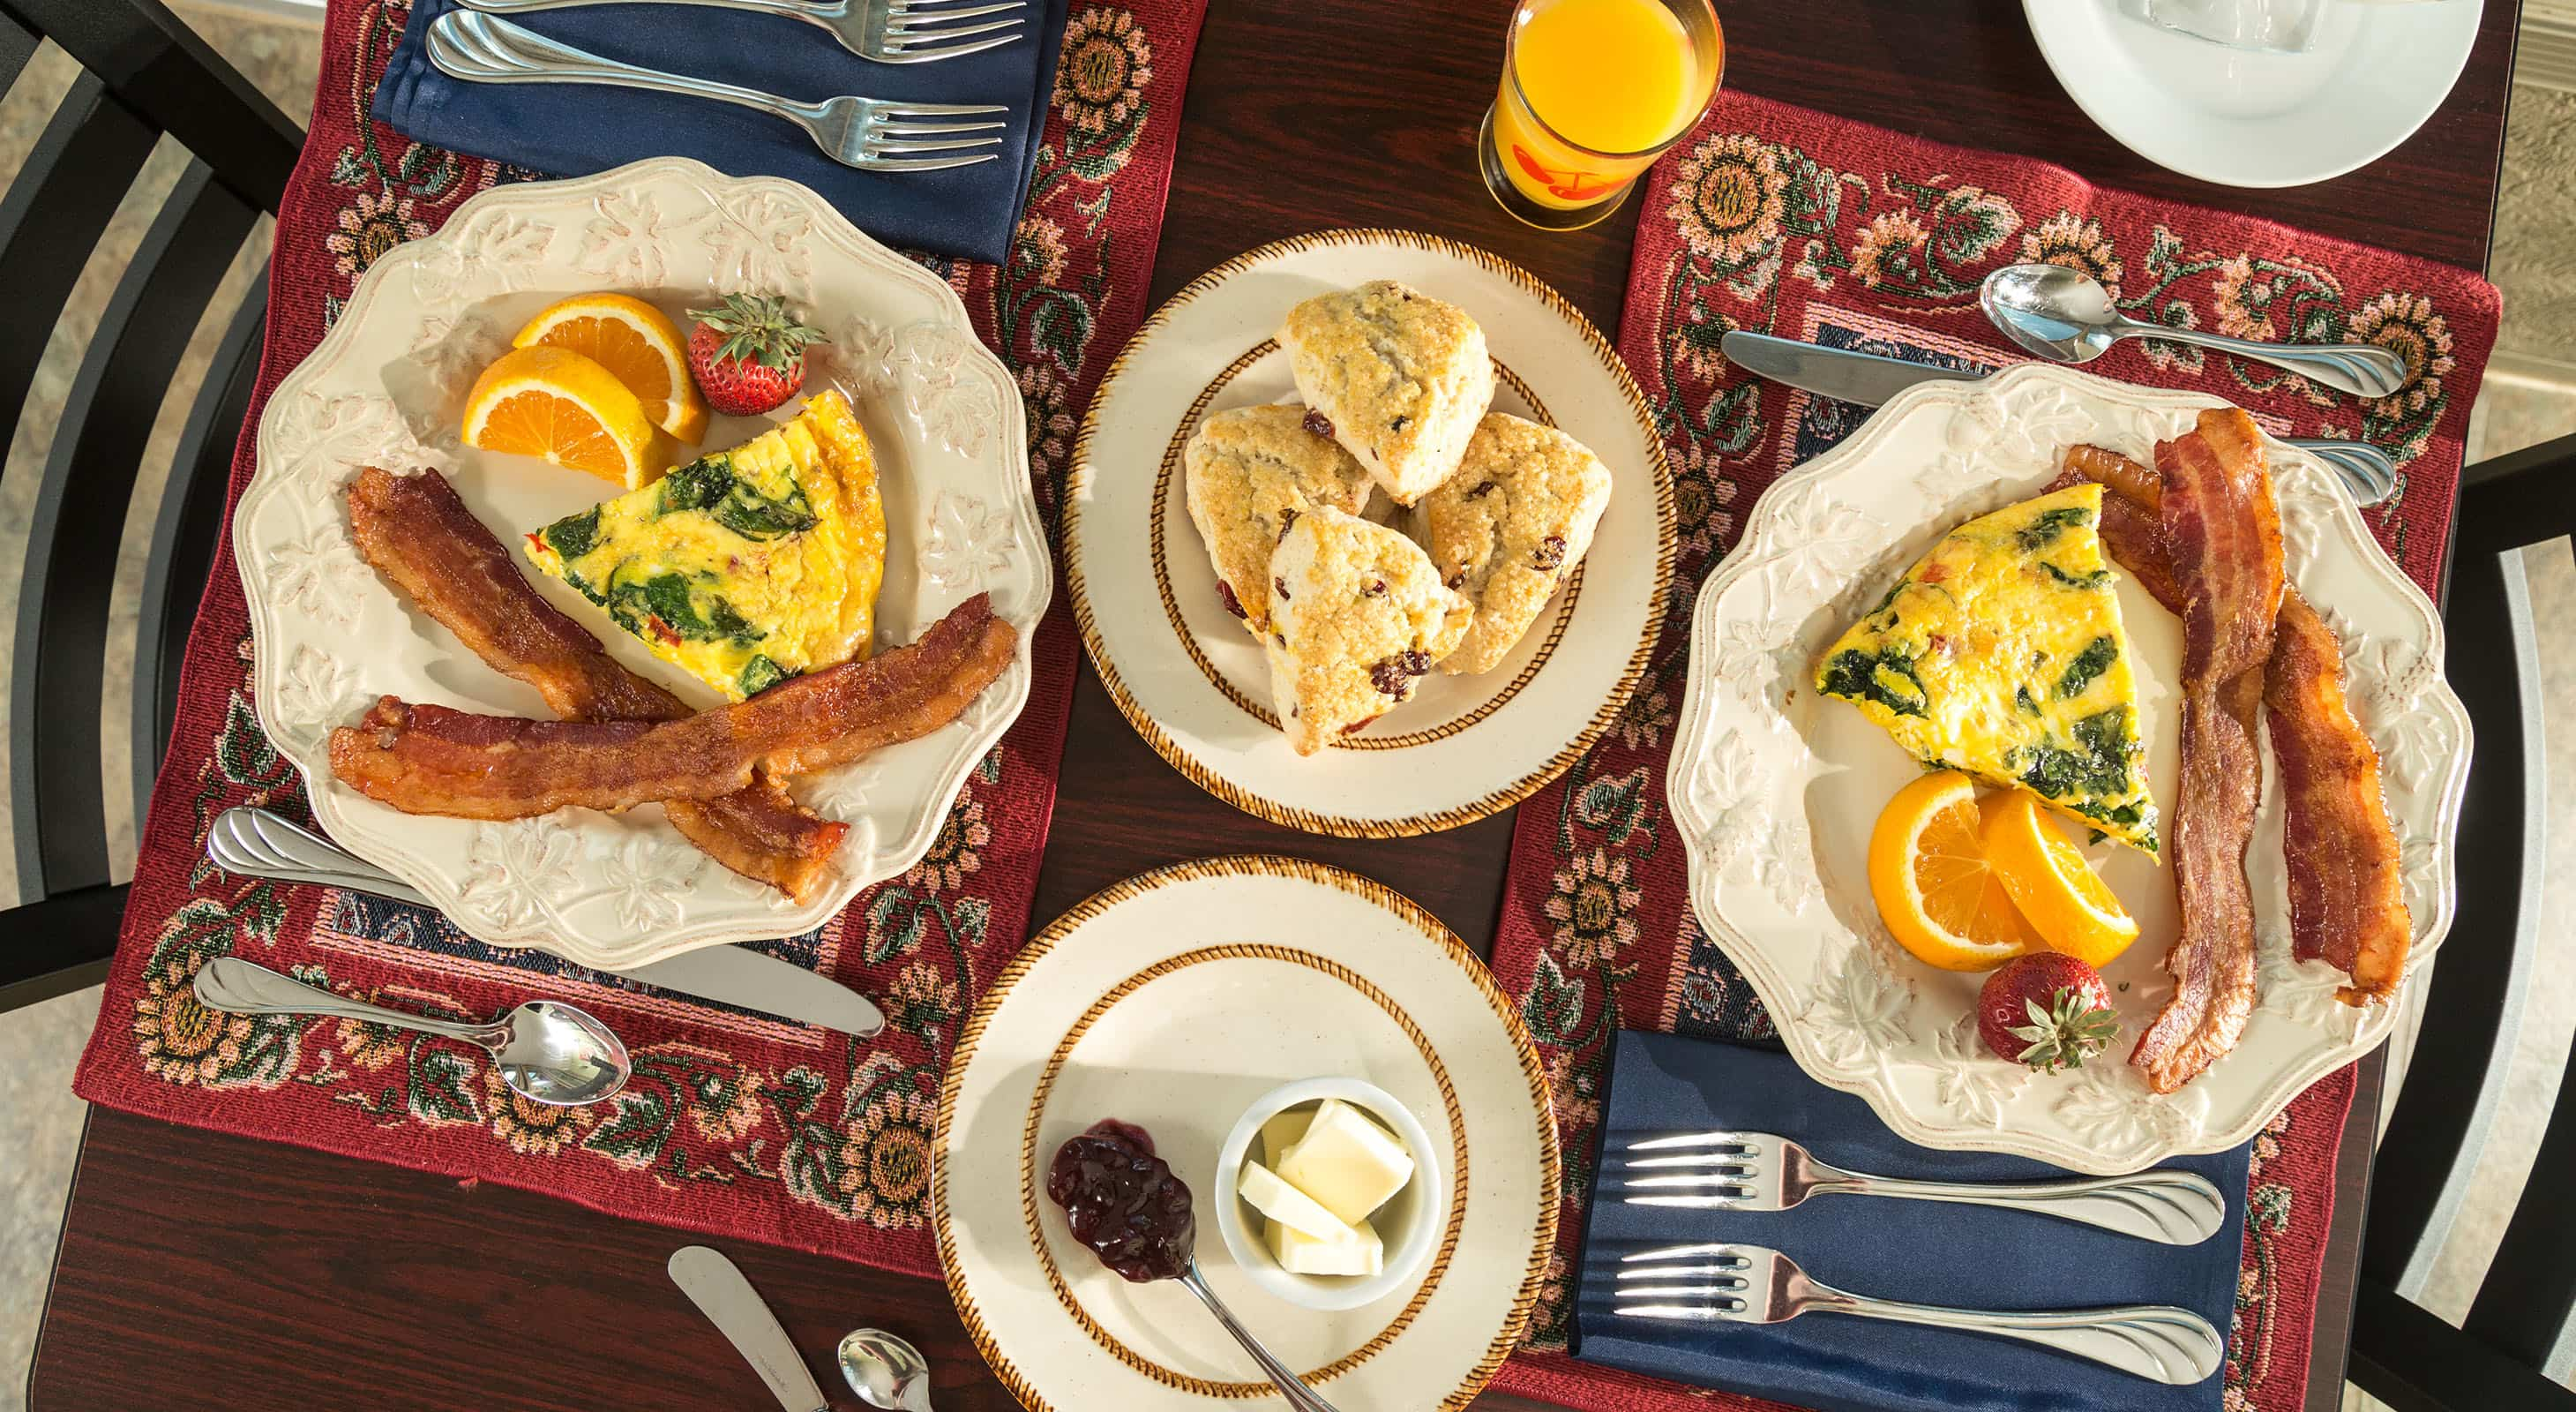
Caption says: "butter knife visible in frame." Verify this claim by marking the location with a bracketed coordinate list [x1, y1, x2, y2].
[1718, 329, 2400, 506]
[669, 1245, 827, 1412]
[205, 807, 887, 1037]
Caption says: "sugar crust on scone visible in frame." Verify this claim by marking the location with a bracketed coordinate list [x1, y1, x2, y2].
[1413, 412, 1614, 675]
[1262, 506, 1471, 755]
[1182, 403, 1375, 635]
[1278, 281, 1495, 507]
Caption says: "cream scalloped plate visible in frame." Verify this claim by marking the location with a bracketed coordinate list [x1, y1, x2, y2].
[1067, 229, 1674, 837]
[1667, 364, 2469, 1173]
[933, 857, 1558, 1412]
[234, 157, 1047, 970]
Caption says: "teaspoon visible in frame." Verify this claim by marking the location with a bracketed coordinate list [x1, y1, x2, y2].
[1175, 1256, 1345, 1412]
[838, 1327, 935, 1412]
[192, 956, 631, 1105]
[1981, 261, 2408, 399]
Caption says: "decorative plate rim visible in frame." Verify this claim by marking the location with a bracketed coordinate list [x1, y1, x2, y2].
[1666, 362, 2471, 1172]
[931, 853, 1563, 1412]
[1063, 227, 1677, 837]
[235, 155, 1050, 969]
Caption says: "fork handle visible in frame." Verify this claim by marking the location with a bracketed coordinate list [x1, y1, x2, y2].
[1814, 1288, 2225, 1386]
[428, 11, 820, 123]
[1817, 1166, 2228, 1245]
[459, 0, 850, 35]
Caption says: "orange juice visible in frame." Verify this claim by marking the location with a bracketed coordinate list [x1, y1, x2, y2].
[1487, 0, 1719, 220]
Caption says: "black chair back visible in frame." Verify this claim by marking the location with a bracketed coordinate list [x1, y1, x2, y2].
[2349, 430, 2576, 1409]
[0, 0, 301, 1010]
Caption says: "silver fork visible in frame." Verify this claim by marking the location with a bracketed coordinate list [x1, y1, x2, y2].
[1617, 1243, 2225, 1386]
[459, 0, 1028, 65]
[428, 11, 1007, 173]
[1614, 1131, 2227, 1245]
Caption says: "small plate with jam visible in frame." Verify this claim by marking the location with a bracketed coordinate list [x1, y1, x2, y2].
[932, 855, 1559, 1412]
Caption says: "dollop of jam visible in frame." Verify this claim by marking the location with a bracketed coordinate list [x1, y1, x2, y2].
[1045, 1119, 1194, 1283]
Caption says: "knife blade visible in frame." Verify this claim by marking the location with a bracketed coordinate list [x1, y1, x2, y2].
[668, 1245, 827, 1412]
[205, 807, 887, 1037]
[1716, 330, 2400, 505]
[1719, 329, 1982, 407]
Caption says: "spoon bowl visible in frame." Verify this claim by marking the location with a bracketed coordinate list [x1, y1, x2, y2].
[1981, 261, 2123, 364]
[1979, 261, 2409, 398]
[838, 1327, 935, 1412]
[193, 956, 630, 1106]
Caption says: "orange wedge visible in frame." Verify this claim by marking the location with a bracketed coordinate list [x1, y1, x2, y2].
[512, 292, 708, 444]
[1866, 770, 2037, 972]
[462, 345, 668, 488]
[1981, 789, 2141, 967]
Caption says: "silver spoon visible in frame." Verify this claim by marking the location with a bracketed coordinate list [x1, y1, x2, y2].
[192, 956, 630, 1106]
[1176, 1257, 1344, 1412]
[1981, 261, 2408, 399]
[838, 1327, 934, 1412]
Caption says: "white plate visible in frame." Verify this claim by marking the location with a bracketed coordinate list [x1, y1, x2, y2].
[933, 857, 1558, 1412]
[1067, 229, 1674, 837]
[236, 157, 1048, 971]
[2024, 0, 2482, 188]
[1666, 364, 2468, 1173]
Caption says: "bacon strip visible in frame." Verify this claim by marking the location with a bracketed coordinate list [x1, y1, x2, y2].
[331, 583, 1015, 821]
[2056, 446, 2410, 1005]
[347, 467, 849, 901]
[2131, 409, 2280, 1094]
[2266, 595, 2409, 1003]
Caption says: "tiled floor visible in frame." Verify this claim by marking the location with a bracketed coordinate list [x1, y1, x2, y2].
[1, 7, 2571, 1410]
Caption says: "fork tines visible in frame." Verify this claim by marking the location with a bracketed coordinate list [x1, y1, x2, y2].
[1614, 1243, 1754, 1319]
[1614, 1130, 1761, 1206]
[881, 0, 1029, 63]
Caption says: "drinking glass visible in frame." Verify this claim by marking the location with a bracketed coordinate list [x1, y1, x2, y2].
[1479, 0, 1723, 230]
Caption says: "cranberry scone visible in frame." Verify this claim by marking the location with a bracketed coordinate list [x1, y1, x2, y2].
[1183, 403, 1375, 635]
[1278, 281, 1495, 507]
[1413, 413, 1614, 675]
[1263, 507, 1471, 755]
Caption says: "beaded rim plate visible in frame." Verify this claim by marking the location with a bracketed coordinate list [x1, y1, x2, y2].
[933, 855, 1559, 1412]
[1067, 229, 1675, 837]
[1666, 363, 2469, 1173]
[234, 157, 1048, 969]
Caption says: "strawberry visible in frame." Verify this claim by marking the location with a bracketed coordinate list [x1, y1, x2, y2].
[1977, 953, 2119, 1073]
[685, 293, 827, 417]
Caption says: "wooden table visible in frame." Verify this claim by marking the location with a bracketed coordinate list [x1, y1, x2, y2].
[28, 2, 2519, 1407]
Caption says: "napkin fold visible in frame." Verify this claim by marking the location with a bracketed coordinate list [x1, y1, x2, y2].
[371, 0, 1067, 264]
[1574, 1031, 2250, 1412]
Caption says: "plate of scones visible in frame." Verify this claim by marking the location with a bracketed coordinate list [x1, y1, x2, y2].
[1068, 229, 1675, 836]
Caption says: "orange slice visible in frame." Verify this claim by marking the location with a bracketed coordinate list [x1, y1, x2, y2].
[512, 292, 708, 444]
[461, 345, 668, 489]
[1981, 788, 2140, 967]
[1866, 770, 2037, 972]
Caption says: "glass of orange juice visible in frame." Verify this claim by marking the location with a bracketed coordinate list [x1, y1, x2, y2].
[1479, 0, 1723, 230]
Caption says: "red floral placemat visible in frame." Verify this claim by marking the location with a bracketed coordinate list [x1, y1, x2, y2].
[1488, 90, 2497, 1412]
[72, 0, 1202, 1274]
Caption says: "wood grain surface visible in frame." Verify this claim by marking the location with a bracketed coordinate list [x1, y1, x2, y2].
[32, 0, 2518, 1408]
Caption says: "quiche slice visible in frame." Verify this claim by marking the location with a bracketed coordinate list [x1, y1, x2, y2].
[525, 389, 886, 702]
[1814, 483, 2160, 854]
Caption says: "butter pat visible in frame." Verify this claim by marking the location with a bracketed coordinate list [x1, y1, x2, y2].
[1268, 1214, 1383, 1277]
[1259, 1108, 1311, 1168]
[1239, 1160, 1358, 1243]
[1274, 1099, 1413, 1224]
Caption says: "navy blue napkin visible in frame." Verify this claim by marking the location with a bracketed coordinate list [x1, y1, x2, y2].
[371, 0, 1067, 264]
[1574, 1031, 2247, 1412]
